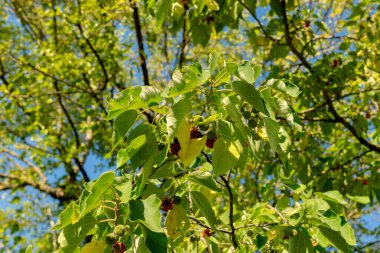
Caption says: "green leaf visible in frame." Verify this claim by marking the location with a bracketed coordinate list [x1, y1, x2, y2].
[191, 191, 218, 230]
[263, 117, 281, 151]
[288, 106, 302, 132]
[150, 162, 175, 179]
[217, 119, 234, 140]
[165, 205, 190, 238]
[155, 0, 173, 27]
[212, 137, 240, 176]
[310, 210, 341, 231]
[318, 226, 354, 252]
[268, 79, 301, 97]
[340, 220, 356, 246]
[253, 65, 262, 81]
[270, 0, 282, 16]
[213, 69, 231, 87]
[205, 0, 220, 11]
[231, 81, 267, 115]
[180, 136, 207, 167]
[112, 110, 138, 150]
[108, 86, 161, 112]
[25, 245, 33, 253]
[288, 228, 315, 253]
[117, 149, 129, 168]
[130, 195, 162, 232]
[223, 96, 259, 160]
[54, 202, 80, 230]
[58, 214, 97, 253]
[191, 20, 211, 47]
[209, 51, 218, 73]
[145, 227, 168, 253]
[225, 62, 238, 74]
[167, 98, 191, 138]
[163, 66, 209, 97]
[315, 191, 348, 205]
[284, 183, 306, 195]
[127, 134, 149, 160]
[114, 175, 132, 204]
[303, 199, 330, 214]
[80, 171, 115, 217]
[104, 108, 128, 121]
[238, 61, 258, 84]
[188, 170, 221, 192]
[346, 194, 370, 204]
[80, 241, 107, 253]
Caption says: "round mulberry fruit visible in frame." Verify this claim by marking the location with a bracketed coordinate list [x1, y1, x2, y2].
[161, 197, 173, 212]
[190, 128, 203, 139]
[201, 228, 212, 237]
[206, 137, 217, 149]
[113, 242, 126, 253]
[170, 138, 181, 156]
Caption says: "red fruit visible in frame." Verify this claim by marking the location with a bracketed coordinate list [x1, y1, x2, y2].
[161, 197, 173, 212]
[363, 180, 369, 185]
[113, 242, 126, 253]
[201, 228, 212, 237]
[304, 20, 310, 28]
[170, 138, 181, 156]
[332, 59, 339, 68]
[190, 128, 203, 139]
[326, 81, 330, 86]
[205, 137, 217, 149]
[365, 112, 371, 119]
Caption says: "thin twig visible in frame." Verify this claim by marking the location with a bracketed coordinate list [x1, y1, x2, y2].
[220, 175, 238, 249]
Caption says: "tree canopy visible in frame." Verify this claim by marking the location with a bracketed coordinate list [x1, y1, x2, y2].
[0, 0, 379, 252]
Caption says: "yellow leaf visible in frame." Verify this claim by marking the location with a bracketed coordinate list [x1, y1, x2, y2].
[165, 205, 190, 238]
[205, 0, 219, 11]
[81, 240, 107, 253]
[257, 127, 268, 141]
[181, 136, 207, 167]
[177, 120, 190, 158]
[228, 141, 241, 160]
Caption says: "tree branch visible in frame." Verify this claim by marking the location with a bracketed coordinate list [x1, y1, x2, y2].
[305, 150, 372, 185]
[220, 175, 238, 249]
[76, 24, 109, 92]
[0, 172, 73, 201]
[1, 147, 47, 184]
[188, 216, 231, 234]
[279, 0, 380, 154]
[130, 0, 150, 87]
[178, 5, 189, 68]
[238, 0, 277, 42]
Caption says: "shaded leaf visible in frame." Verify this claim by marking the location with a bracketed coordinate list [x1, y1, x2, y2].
[188, 170, 221, 192]
[268, 79, 301, 97]
[165, 205, 190, 238]
[80, 240, 107, 253]
[167, 98, 191, 138]
[318, 226, 354, 252]
[315, 191, 348, 205]
[212, 137, 240, 176]
[288, 228, 315, 253]
[112, 110, 138, 150]
[231, 81, 267, 114]
[191, 191, 218, 230]
[263, 117, 281, 151]
[58, 214, 97, 253]
[80, 171, 115, 217]
[130, 195, 162, 232]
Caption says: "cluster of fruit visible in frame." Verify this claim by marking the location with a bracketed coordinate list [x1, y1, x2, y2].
[170, 128, 217, 156]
